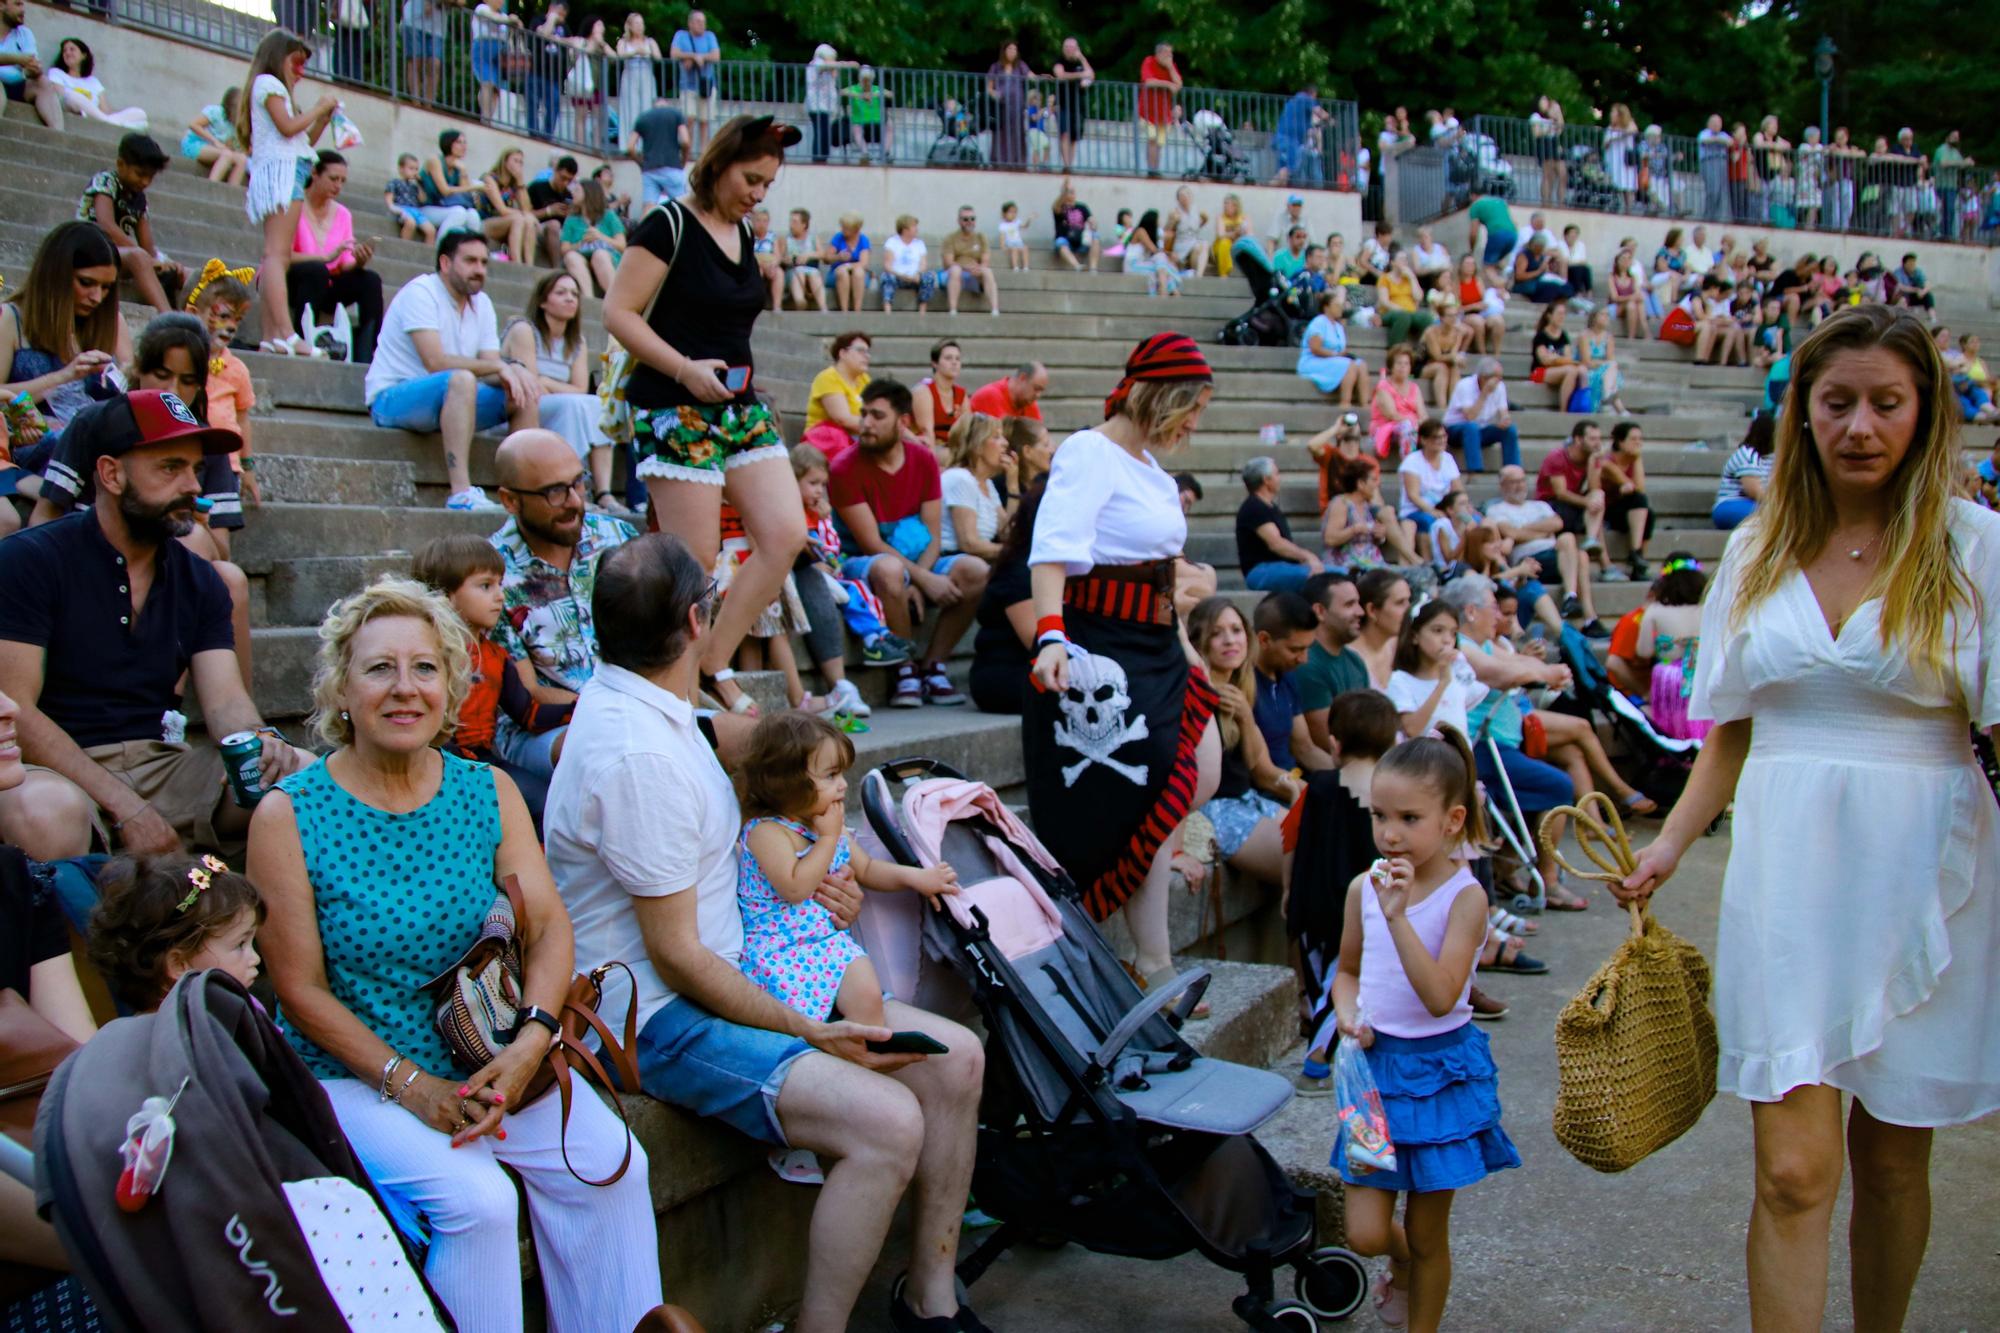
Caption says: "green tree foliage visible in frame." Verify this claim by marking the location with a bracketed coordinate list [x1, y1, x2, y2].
[661, 0, 1992, 159]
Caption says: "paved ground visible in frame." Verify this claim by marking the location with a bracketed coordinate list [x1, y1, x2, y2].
[848, 822, 2000, 1332]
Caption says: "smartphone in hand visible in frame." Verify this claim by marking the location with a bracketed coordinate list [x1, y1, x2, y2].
[716, 365, 752, 393]
[865, 1031, 950, 1056]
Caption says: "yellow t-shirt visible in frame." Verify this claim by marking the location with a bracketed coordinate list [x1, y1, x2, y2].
[805, 365, 868, 432]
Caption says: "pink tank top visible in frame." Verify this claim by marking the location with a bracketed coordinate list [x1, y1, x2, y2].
[294, 202, 356, 272]
[1357, 863, 1479, 1038]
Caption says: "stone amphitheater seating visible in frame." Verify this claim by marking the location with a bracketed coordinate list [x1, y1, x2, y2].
[8, 93, 2000, 1330]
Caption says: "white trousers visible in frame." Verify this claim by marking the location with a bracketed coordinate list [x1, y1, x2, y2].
[322, 1077, 661, 1333]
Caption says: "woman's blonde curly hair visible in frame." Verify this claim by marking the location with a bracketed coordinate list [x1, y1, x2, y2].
[309, 576, 473, 748]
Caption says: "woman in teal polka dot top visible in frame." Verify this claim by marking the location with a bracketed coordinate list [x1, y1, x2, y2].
[249, 577, 663, 1332]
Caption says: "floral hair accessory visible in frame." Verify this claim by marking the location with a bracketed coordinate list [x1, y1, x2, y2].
[1661, 556, 1703, 575]
[174, 854, 228, 913]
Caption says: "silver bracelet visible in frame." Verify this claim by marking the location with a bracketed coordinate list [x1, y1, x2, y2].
[390, 1065, 422, 1105]
[378, 1054, 404, 1102]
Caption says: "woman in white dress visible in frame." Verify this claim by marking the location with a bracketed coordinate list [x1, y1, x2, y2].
[614, 13, 660, 153]
[48, 39, 148, 129]
[1621, 305, 2000, 1330]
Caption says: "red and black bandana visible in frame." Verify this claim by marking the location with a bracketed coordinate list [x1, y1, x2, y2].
[1102, 332, 1214, 419]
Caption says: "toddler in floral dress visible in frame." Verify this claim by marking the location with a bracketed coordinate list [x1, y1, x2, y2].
[735, 712, 959, 1023]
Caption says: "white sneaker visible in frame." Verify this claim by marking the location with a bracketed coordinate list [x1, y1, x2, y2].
[445, 486, 504, 512]
[826, 677, 871, 718]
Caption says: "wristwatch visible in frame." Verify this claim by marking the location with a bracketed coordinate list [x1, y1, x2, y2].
[517, 1005, 561, 1039]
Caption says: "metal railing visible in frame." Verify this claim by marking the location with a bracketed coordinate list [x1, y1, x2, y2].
[1409, 114, 1999, 245]
[92, 0, 1360, 189]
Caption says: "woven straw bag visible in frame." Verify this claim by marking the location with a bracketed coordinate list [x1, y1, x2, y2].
[1540, 792, 1719, 1173]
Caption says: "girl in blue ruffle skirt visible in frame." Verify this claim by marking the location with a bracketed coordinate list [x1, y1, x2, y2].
[1331, 727, 1520, 1331]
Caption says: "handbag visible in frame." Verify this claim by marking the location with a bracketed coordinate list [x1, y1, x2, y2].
[564, 55, 596, 98]
[0, 987, 81, 1147]
[1539, 794, 1718, 1172]
[599, 200, 681, 444]
[1520, 710, 1548, 760]
[424, 875, 642, 1185]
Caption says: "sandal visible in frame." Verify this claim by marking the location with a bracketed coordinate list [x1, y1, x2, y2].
[706, 668, 759, 716]
[1142, 964, 1210, 1020]
[1542, 874, 1591, 911]
[1479, 933, 1549, 975]
[1372, 1266, 1409, 1330]
[1489, 905, 1538, 936]
[1621, 790, 1661, 817]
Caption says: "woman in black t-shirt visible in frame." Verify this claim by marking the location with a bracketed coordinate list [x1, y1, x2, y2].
[604, 114, 806, 709]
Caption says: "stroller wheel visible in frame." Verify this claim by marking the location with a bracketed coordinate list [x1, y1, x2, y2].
[1265, 1300, 1321, 1332]
[1511, 892, 1539, 914]
[1295, 1246, 1368, 1319]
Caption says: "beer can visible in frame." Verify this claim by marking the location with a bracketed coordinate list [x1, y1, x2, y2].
[218, 730, 266, 807]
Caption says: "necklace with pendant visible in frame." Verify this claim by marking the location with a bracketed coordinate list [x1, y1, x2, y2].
[1845, 528, 1884, 562]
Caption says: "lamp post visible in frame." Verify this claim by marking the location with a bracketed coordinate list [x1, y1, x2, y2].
[1813, 36, 1837, 142]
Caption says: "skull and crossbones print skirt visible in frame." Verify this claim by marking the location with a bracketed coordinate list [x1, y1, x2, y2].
[1024, 608, 1218, 921]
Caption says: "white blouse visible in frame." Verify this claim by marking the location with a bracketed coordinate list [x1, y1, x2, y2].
[1029, 428, 1186, 575]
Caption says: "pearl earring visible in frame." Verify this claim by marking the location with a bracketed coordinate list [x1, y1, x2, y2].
[341, 711, 350, 721]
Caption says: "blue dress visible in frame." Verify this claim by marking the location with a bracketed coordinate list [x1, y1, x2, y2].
[1297, 313, 1356, 393]
[277, 751, 503, 1081]
[735, 816, 868, 1020]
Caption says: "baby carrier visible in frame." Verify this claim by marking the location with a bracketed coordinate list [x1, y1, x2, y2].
[34, 971, 455, 1331]
[858, 759, 1367, 1331]
[1182, 109, 1255, 184]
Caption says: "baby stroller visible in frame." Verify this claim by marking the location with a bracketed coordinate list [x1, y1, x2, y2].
[860, 759, 1368, 1331]
[1182, 109, 1255, 184]
[928, 97, 985, 167]
[1217, 241, 1303, 349]
[1551, 624, 1700, 804]
[34, 970, 456, 1331]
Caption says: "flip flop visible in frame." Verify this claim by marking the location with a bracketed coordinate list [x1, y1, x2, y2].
[1622, 791, 1661, 817]
[767, 1148, 825, 1186]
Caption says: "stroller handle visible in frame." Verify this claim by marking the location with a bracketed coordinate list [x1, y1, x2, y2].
[875, 756, 968, 786]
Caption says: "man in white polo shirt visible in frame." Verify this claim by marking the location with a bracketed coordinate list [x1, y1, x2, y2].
[544, 533, 991, 1333]
[365, 230, 542, 511]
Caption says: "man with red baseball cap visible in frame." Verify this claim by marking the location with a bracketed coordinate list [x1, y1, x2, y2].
[33, 387, 241, 518]
[0, 390, 311, 859]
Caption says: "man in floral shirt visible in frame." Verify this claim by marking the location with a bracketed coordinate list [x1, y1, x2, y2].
[486, 431, 636, 784]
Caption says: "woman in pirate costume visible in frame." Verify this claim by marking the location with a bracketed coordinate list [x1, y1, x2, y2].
[1026, 332, 1221, 997]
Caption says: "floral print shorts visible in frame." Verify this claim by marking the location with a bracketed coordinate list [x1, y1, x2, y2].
[633, 400, 786, 485]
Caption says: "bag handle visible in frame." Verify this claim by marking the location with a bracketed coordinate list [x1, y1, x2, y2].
[1537, 790, 1648, 938]
[544, 961, 643, 1186]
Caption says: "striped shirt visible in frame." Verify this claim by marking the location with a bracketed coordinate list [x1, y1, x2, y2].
[1715, 445, 1771, 505]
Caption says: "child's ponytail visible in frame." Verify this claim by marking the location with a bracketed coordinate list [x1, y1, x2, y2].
[1378, 723, 1489, 848]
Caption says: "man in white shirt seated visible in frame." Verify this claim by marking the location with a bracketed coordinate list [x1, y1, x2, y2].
[1482, 463, 1607, 640]
[364, 231, 543, 511]
[544, 533, 989, 1333]
[1441, 357, 1520, 472]
[880, 212, 937, 313]
[1681, 224, 1715, 277]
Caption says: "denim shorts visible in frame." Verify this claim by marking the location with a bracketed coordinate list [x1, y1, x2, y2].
[841, 550, 968, 585]
[635, 995, 813, 1146]
[641, 166, 689, 207]
[1482, 230, 1517, 267]
[368, 371, 509, 433]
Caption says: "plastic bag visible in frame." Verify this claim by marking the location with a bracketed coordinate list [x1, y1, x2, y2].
[331, 109, 364, 152]
[1334, 1028, 1396, 1175]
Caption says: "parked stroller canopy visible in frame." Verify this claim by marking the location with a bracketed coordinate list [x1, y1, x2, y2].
[36, 971, 452, 1333]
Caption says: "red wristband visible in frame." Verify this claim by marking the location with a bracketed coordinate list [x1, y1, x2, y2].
[1035, 615, 1065, 639]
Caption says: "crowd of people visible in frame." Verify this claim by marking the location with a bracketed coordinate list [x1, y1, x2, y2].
[3, 16, 2000, 1332]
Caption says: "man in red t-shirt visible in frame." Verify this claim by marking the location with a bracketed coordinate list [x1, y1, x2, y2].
[965, 362, 1047, 421]
[830, 378, 991, 707]
[1535, 419, 1609, 577]
[1137, 42, 1183, 175]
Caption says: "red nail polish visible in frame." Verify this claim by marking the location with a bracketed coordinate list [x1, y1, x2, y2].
[457, 1086, 470, 1097]
[496, 1129, 508, 1142]
[493, 1093, 505, 1104]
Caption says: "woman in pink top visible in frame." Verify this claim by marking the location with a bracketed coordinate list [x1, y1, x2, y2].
[1370, 345, 1426, 458]
[288, 150, 384, 362]
[1331, 729, 1520, 1331]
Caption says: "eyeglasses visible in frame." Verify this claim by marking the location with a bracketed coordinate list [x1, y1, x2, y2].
[694, 576, 720, 622]
[500, 475, 587, 505]
[959, 215, 976, 223]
